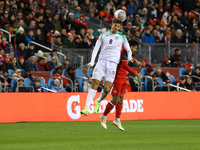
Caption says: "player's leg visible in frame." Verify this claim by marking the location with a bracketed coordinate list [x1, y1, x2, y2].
[95, 61, 117, 113]
[99, 83, 121, 129]
[113, 94, 124, 131]
[81, 60, 105, 116]
[94, 81, 113, 113]
[99, 95, 119, 129]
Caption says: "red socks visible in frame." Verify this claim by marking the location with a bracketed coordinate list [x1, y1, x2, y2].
[103, 101, 115, 116]
[115, 103, 123, 119]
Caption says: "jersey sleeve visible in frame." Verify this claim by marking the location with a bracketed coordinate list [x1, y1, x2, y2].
[122, 35, 132, 61]
[89, 33, 103, 66]
[121, 61, 136, 75]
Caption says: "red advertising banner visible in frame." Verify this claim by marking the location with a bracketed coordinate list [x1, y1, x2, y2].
[0, 92, 200, 123]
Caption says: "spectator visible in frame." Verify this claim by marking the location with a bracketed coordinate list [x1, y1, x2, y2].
[154, 66, 169, 82]
[14, 77, 28, 92]
[25, 12, 34, 27]
[35, 28, 45, 48]
[66, 12, 76, 30]
[0, 56, 6, 71]
[99, 6, 110, 22]
[181, 31, 193, 61]
[51, 78, 66, 92]
[65, 67, 77, 84]
[3, 54, 10, 70]
[26, 20, 37, 33]
[66, 27, 77, 39]
[5, 43, 18, 59]
[52, 66, 71, 92]
[36, 21, 46, 37]
[189, 22, 198, 40]
[25, 30, 35, 43]
[64, 35, 76, 48]
[142, 28, 155, 43]
[146, 67, 154, 76]
[61, 58, 70, 71]
[45, 15, 55, 33]
[127, 0, 137, 15]
[161, 31, 172, 43]
[171, 56, 184, 67]
[9, 20, 18, 36]
[17, 43, 27, 59]
[23, 69, 34, 82]
[37, 57, 49, 71]
[117, 0, 126, 9]
[185, 77, 195, 91]
[193, 67, 200, 91]
[161, 58, 171, 67]
[12, 69, 22, 80]
[0, 70, 11, 90]
[152, 30, 160, 43]
[46, 36, 55, 48]
[18, 56, 27, 70]
[16, 27, 27, 48]
[47, 56, 57, 71]
[74, 36, 81, 48]
[55, 36, 63, 48]
[79, 35, 92, 48]
[33, 78, 44, 92]
[83, 76, 93, 92]
[185, 68, 193, 76]
[169, 48, 181, 64]
[60, 29, 68, 42]
[79, 28, 86, 39]
[106, 0, 116, 14]
[79, 14, 88, 31]
[52, 13, 62, 33]
[90, 1, 98, 13]
[97, 0, 105, 12]
[180, 11, 190, 28]
[10, 57, 21, 71]
[82, 0, 90, 13]
[27, 55, 39, 71]
[30, 0, 39, 13]
[147, 73, 161, 91]
[0, 49, 4, 57]
[18, 19, 27, 31]
[47, 49, 59, 66]
[172, 29, 183, 43]
[26, 44, 36, 60]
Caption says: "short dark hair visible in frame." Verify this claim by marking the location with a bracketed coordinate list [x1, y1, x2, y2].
[129, 40, 138, 47]
[195, 67, 200, 70]
[180, 77, 185, 81]
[112, 18, 123, 25]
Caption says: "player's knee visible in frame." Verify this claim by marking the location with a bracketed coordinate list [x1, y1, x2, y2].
[103, 87, 110, 94]
[118, 95, 124, 103]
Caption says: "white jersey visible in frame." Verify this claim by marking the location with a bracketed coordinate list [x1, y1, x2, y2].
[89, 30, 132, 66]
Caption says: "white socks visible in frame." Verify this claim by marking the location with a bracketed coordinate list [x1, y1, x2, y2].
[115, 118, 120, 122]
[85, 89, 97, 110]
[96, 90, 109, 103]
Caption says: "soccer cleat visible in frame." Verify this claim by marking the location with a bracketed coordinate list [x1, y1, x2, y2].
[113, 120, 125, 131]
[80, 107, 88, 116]
[94, 101, 100, 114]
[99, 115, 107, 129]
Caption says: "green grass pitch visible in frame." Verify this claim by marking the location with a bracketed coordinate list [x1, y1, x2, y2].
[1, 120, 200, 150]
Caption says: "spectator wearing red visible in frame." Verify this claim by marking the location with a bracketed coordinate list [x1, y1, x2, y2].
[3, 54, 10, 70]
[171, 57, 184, 68]
[156, 0, 164, 20]
[37, 57, 49, 71]
[99, 6, 110, 23]
[40, 0, 46, 10]
[0, 32, 6, 49]
[18, 56, 27, 70]
[66, 27, 77, 39]
[141, 59, 152, 68]
[161, 58, 170, 67]
[161, 31, 172, 43]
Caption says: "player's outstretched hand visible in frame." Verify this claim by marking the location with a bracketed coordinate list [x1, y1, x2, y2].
[87, 64, 92, 69]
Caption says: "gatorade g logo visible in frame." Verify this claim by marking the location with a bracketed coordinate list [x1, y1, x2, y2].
[115, 36, 119, 40]
[67, 95, 81, 119]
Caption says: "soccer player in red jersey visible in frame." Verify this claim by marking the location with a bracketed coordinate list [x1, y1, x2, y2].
[94, 41, 142, 131]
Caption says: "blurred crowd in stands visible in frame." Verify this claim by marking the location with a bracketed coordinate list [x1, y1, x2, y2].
[0, 0, 200, 92]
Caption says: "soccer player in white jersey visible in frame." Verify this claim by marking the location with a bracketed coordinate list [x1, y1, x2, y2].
[80, 17, 134, 116]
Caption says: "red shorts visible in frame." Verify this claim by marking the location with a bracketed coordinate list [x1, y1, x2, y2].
[111, 82, 127, 96]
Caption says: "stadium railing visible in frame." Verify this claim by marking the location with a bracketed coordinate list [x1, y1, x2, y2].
[28, 41, 66, 60]
[0, 28, 11, 43]
[52, 45, 85, 69]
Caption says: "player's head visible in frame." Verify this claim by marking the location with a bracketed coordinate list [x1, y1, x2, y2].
[129, 40, 138, 52]
[111, 18, 122, 34]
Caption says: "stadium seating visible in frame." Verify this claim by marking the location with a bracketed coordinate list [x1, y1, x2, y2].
[179, 68, 186, 76]
[50, 69, 55, 77]
[39, 78, 48, 92]
[48, 79, 55, 89]
[21, 69, 25, 75]
[10, 79, 17, 92]
[86, 69, 93, 78]
[62, 69, 67, 75]
[8, 69, 14, 77]
[169, 77, 176, 85]
[75, 70, 86, 92]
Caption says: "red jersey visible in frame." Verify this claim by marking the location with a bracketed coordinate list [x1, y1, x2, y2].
[114, 47, 136, 84]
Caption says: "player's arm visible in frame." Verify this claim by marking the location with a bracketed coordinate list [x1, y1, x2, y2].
[134, 59, 142, 67]
[121, 61, 142, 79]
[88, 34, 103, 68]
[122, 35, 133, 62]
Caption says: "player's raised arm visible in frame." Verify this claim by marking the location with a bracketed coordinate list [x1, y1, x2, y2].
[88, 34, 103, 67]
[123, 35, 133, 62]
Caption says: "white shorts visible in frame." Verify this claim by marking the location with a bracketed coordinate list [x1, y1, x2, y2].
[92, 59, 118, 83]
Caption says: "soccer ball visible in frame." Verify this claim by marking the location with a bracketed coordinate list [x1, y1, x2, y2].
[114, 9, 126, 22]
